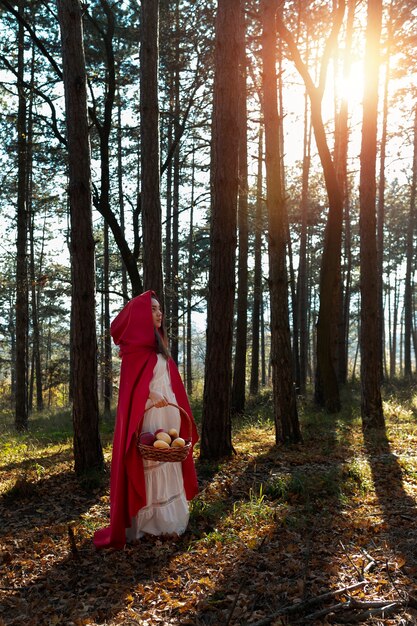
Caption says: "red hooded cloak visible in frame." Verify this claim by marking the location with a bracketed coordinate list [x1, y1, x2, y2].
[93, 290, 199, 549]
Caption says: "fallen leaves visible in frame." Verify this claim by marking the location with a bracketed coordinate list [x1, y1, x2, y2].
[1, 395, 417, 625]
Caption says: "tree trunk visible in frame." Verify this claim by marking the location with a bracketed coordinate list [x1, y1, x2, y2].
[141, 0, 164, 298]
[27, 44, 44, 413]
[164, 75, 173, 330]
[170, 0, 181, 362]
[201, 0, 240, 459]
[15, 0, 29, 431]
[261, 0, 301, 444]
[57, 0, 104, 473]
[250, 127, 264, 396]
[276, 4, 345, 413]
[232, 0, 249, 414]
[297, 88, 311, 396]
[261, 288, 267, 387]
[116, 84, 129, 302]
[359, 0, 384, 427]
[103, 220, 112, 418]
[334, 0, 355, 385]
[404, 105, 417, 378]
[377, 6, 394, 383]
[186, 147, 195, 397]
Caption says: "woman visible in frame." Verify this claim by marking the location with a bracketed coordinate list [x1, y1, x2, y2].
[93, 290, 199, 549]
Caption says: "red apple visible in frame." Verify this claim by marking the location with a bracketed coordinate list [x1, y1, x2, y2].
[139, 431, 156, 446]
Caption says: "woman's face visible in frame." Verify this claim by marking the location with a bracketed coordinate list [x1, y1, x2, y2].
[151, 298, 162, 328]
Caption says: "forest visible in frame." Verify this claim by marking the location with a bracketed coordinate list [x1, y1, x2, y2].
[1, 0, 417, 625]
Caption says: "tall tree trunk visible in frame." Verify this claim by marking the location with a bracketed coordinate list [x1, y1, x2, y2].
[141, 0, 164, 297]
[186, 147, 195, 397]
[232, 0, 249, 414]
[164, 76, 173, 329]
[15, 0, 29, 431]
[334, 0, 355, 385]
[404, 104, 417, 378]
[27, 43, 43, 413]
[276, 4, 345, 413]
[262, 0, 301, 444]
[116, 84, 129, 302]
[103, 220, 112, 418]
[261, 288, 266, 387]
[170, 0, 181, 362]
[250, 127, 264, 396]
[359, 0, 384, 427]
[201, 0, 240, 459]
[297, 88, 311, 395]
[30, 216, 46, 413]
[278, 37, 300, 393]
[377, 6, 393, 382]
[57, 0, 104, 473]
[171, 109, 180, 358]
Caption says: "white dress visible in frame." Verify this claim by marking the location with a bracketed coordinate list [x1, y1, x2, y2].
[126, 354, 190, 540]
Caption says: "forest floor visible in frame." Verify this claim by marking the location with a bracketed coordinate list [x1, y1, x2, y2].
[1, 385, 417, 626]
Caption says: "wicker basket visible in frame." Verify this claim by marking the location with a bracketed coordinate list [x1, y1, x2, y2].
[136, 402, 192, 462]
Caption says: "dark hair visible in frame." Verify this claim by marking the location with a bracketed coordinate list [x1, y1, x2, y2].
[155, 327, 170, 359]
[152, 297, 171, 359]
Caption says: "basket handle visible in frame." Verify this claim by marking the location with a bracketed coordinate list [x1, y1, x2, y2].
[136, 401, 192, 440]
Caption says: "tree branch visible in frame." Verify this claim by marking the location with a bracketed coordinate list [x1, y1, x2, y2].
[275, 1, 346, 101]
[0, 0, 63, 80]
[0, 54, 67, 146]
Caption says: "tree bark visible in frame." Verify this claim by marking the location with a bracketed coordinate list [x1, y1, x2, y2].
[57, 0, 104, 473]
[297, 87, 312, 395]
[276, 3, 345, 413]
[186, 147, 195, 397]
[250, 127, 264, 396]
[359, 0, 384, 427]
[404, 105, 417, 378]
[116, 84, 129, 302]
[201, 0, 240, 459]
[261, 0, 301, 444]
[232, 0, 249, 414]
[334, 0, 355, 385]
[15, 0, 29, 431]
[141, 0, 164, 298]
[103, 220, 112, 418]
[27, 42, 44, 413]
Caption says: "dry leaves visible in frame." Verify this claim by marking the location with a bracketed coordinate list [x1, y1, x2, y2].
[1, 396, 417, 625]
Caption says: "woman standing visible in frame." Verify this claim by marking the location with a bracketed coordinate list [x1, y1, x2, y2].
[93, 290, 199, 549]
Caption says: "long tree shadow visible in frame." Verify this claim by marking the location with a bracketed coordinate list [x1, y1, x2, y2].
[362, 415, 417, 568]
[0, 467, 106, 539]
[187, 396, 371, 625]
[1, 449, 72, 474]
[188, 393, 417, 625]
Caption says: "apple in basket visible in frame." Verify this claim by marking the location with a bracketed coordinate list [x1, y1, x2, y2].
[139, 431, 156, 446]
[155, 431, 172, 445]
[153, 439, 170, 449]
[171, 437, 186, 448]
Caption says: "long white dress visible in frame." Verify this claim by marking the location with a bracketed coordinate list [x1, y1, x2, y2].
[126, 354, 190, 540]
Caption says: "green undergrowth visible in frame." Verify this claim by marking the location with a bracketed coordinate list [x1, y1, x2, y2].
[2, 381, 417, 512]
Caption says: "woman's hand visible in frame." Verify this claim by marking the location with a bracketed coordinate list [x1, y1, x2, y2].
[148, 391, 169, 408]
